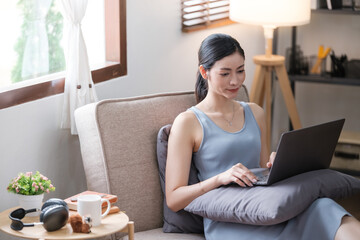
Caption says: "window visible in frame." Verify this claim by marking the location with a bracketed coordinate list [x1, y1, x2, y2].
[182, 0, 233, 32]
[0, 1, 65, 87]
[0, 0, 127, 109]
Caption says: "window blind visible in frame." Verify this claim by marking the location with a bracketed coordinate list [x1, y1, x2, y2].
[182, 0, 233, 32]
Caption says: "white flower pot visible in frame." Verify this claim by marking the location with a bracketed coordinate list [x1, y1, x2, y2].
[17, 194, 44, 217]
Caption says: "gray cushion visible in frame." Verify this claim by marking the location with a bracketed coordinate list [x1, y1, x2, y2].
[185, 169, 360, 225]
[157, 124, 203, 233]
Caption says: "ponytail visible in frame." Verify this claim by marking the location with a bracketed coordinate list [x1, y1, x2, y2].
[195, 71, 208, 103]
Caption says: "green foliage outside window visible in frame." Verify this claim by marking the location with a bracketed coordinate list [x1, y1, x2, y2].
[11, 0, 65, 83]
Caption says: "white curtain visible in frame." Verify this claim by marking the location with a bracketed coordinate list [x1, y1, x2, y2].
[60, 0, 98, 134]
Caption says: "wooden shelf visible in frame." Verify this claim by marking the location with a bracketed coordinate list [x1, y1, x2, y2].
[288, 9, 360, 86]
[289, 74, 360, 86]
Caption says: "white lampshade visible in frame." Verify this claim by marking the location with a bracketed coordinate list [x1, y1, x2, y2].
[229, 0, 311, 28]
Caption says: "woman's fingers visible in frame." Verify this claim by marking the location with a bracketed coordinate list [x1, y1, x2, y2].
[232, 177, 246, 187]
[267, 152, 276, 168]
[220, 163, 258, 187]
[232, 163, 257, 187]
[270, 152, 276, 163]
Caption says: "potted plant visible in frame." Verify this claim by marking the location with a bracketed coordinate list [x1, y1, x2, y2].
[7, 171, 55, 216]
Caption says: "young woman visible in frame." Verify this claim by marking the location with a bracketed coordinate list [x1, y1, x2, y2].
[165, 33, 360, 240]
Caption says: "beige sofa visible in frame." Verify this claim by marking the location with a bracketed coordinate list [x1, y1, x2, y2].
[75, 86, 360, 240]
[74, 88, 246, 239]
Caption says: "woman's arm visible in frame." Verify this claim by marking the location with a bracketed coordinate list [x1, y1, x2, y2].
[248, 103, 270, 168]
[166, 111, 257, 212]
[165, 111, 218, 212]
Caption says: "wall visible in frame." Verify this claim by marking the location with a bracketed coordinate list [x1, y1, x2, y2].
[272, 11, 360, 149]
[0, 0, 264, 219]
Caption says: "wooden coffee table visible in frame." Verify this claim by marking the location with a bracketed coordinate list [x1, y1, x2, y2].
[0, 207, 134, 240]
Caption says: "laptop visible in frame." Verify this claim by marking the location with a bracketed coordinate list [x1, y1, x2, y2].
[251, 118, 345, 186]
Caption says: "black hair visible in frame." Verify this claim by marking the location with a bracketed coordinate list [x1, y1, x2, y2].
[195, 33, 245, 103]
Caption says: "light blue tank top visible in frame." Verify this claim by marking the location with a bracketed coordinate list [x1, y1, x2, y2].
[190, 102, 261, 181]
[190, 103, 348, 240]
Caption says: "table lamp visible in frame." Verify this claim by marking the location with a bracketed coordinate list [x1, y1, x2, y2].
[230, 0, 311, 148]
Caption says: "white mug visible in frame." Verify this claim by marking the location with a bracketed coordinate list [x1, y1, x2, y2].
[77, 195, 111, 227]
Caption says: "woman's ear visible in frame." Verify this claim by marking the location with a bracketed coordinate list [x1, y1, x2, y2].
[199, 65, 208, 79]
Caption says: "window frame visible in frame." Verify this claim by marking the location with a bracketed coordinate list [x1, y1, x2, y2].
[0, 0, 127, 109]
[181, 0, 234, 33]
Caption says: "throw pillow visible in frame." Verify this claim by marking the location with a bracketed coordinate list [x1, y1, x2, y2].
[156, 124, 203, 233]
[185, 169, 360, 225]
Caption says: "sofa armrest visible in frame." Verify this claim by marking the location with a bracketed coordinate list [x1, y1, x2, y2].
[75, 103, 111, 193]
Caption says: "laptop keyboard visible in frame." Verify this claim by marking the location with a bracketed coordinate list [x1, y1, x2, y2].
[250, 168, 270, 185]
[256, 173, 269, 182]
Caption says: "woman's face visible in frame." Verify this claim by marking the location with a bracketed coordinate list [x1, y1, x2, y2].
[205, 52, 245, 100]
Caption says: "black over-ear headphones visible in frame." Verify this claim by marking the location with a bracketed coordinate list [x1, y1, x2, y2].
[9, 198, 69, 232]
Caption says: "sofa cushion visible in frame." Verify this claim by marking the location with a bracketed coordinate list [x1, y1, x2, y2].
[185, 169, 360, 225]
[157, 124, 204, 233]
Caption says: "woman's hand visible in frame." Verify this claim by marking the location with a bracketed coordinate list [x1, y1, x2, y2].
[266, 152, 276, 168]
[218, 163, 258, 187]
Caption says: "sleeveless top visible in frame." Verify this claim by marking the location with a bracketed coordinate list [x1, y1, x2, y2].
[189, 103, 348, 240]
[190, 101, 261, 181]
